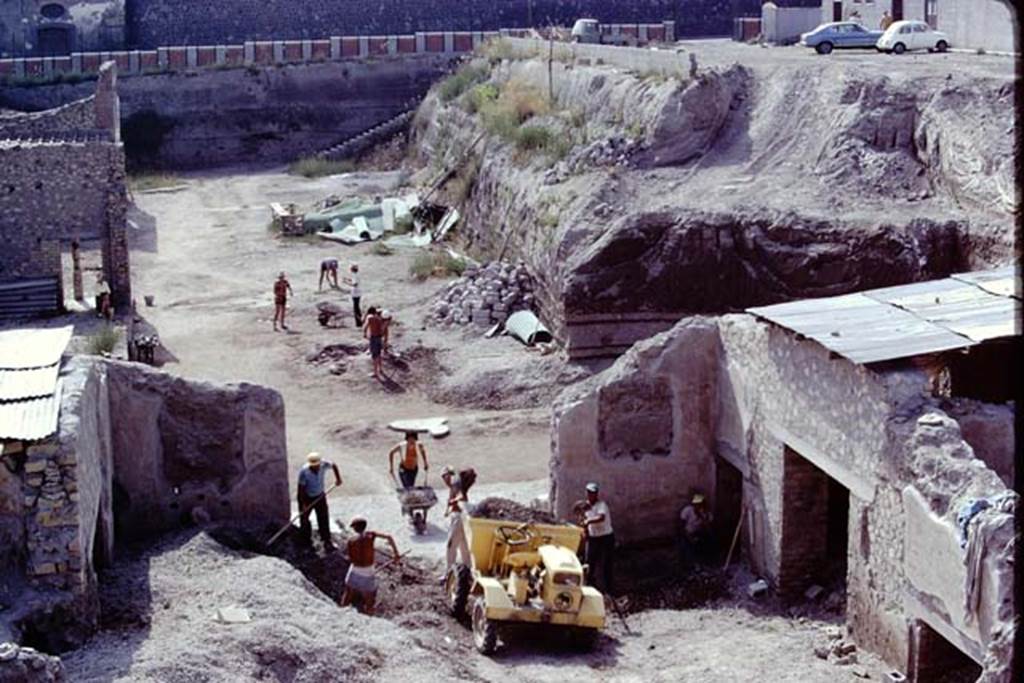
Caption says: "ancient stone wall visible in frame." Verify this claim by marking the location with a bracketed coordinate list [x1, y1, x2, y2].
[940, 398, 1015, 489]
[127, 0, 750, 47]
[0, 97, 99, 138]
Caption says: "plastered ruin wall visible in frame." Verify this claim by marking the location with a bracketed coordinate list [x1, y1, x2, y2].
[104, 361, 290, 540]
[551, 317, 719, 541]
[0, 357, 290, 650]
[127, 0, 749, 47]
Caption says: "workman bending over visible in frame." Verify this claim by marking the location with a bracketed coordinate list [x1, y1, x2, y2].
[297, 452, 342, 551]
[388, 432, 428, 489]
[341, 517, 401, 615]
[580, 482, 615, 595]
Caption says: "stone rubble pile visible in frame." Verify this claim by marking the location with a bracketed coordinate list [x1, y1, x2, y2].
[429, 260, 536, 326]
[544, 135, 645, 184]
[0, 642, 64, 682]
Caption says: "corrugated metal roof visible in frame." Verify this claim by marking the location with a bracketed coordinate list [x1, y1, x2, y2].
[0, 325, 73, 369]
[0, 326, 70, 441]
[951, 266, 1019, 299]
[0, 365, 60, 401]
[0, 384, 61, 441]
[746, 267, 1018, 365]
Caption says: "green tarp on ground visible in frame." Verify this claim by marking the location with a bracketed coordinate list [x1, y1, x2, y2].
[302, 198, 384, 234]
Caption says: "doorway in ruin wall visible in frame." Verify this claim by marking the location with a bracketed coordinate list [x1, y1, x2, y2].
[778, 446, 849, 602]
[714, 455, 743, 564]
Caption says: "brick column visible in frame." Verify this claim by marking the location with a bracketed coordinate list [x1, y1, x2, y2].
[777, 447, 829, 600]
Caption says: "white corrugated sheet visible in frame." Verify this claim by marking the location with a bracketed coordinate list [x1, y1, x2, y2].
[0, 325, 70, 441]
[0, 325, 73, 369]
[746, 267, 1019, 365]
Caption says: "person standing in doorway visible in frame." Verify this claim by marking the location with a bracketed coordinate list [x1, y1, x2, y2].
[580, 482, 615, 594]
[273, 272, 293, 331]
[344, 263, 362, 326]
[296, 452, 342, 551]
[678, 493, 714, 568]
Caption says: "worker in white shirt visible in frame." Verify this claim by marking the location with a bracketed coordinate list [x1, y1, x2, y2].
[580, 482, 615, 594]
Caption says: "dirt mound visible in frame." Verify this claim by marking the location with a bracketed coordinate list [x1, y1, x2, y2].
[472, 496, 559, 524]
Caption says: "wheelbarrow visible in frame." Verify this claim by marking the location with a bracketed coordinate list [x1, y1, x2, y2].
[395, 472, 438, 535]
[316, 301, 345, 328]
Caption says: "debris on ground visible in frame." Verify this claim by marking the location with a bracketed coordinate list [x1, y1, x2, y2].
[429, 260, 536, 327]
[472, 496, 559, 524]
[0, 642, 64, 682]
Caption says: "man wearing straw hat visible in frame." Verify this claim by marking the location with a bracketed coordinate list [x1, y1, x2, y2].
[297, 452, 343, 550]
[678, 492, 714, 568]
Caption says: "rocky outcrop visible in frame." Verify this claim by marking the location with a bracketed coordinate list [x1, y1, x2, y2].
[0, 642, 63, 682]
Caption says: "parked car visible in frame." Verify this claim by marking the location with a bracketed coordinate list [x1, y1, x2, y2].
[570, 18, 636, 46]
[876, 20, 950, 54]
[800, 22, 885, 54]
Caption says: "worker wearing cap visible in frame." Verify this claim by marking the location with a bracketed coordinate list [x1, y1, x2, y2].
[442, 465, 474, 578]
[341, 517, 401, 615]
[678, 493, 714, 568]
[580, 482, 615, 594]
[297, 452, 343, 550]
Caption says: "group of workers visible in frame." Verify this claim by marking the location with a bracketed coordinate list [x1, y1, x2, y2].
[294, 437, 717, 614]
[272, 263, 393, 380]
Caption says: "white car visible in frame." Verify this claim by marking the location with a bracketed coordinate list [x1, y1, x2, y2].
[876, 20, 950, 54]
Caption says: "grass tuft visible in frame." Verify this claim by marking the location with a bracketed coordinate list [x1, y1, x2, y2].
[438, 63, 490, 103]
[289, 157, 356, 178]
[410, 251, 467, 280]
[88, 326, 120, 356]
[129, 172, 182, 192]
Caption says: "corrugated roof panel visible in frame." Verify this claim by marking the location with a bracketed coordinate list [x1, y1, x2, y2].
[0, 365, 60, 401]
[0, 326, 73, 369]
[747, 293, 977, 364]
[951, 266, 1018, 299]
[0, 388, 60, 441]
[865, 279, 1019, 343]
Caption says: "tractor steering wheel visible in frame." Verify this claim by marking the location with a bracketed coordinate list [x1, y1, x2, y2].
[497, 523, 534, 547]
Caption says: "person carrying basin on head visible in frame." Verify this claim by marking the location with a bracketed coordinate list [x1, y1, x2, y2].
[389, 431, 428, 489]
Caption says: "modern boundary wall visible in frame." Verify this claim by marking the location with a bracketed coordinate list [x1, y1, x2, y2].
[0, 23, 675, 82]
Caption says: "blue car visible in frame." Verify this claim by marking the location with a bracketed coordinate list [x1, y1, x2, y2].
[800, 22, 885, 54]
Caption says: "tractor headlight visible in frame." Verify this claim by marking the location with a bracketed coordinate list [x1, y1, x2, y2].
[555, 592, 573, 610]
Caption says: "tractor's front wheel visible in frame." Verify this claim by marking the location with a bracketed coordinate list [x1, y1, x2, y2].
[445, 563, 471, 617]
[472, 597, 499, 654]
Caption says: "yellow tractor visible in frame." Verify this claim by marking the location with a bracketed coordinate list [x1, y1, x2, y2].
[444, 516, 606, 654]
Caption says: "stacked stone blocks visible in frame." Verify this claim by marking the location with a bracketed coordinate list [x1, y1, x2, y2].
[430, 261, 537, 327]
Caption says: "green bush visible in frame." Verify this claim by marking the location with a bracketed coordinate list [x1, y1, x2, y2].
[88, 326, 120, 356]
[462, 82, 500, 114]
[515, 125, 554, 152]
[289, 157, 356, 178]
[409, 251, 467, 280]
[438, 64, 490, 103]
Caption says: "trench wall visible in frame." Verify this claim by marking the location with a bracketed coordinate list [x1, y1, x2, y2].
[1, 57, 456, 168]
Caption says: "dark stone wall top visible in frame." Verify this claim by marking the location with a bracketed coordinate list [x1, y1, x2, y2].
[127, 0, 760, 47]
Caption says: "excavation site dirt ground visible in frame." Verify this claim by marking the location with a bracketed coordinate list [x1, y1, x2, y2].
[34, 39, 1017, 682]
[53, 164, 891, 682]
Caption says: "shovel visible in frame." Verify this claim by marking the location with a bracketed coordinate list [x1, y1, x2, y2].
[265, 483, 341, 547]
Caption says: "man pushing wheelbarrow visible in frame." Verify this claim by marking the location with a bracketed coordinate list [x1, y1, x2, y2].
[388, 431, 437, 534]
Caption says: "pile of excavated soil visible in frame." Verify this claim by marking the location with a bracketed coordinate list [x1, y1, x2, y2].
[472, 497, 559, 524]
